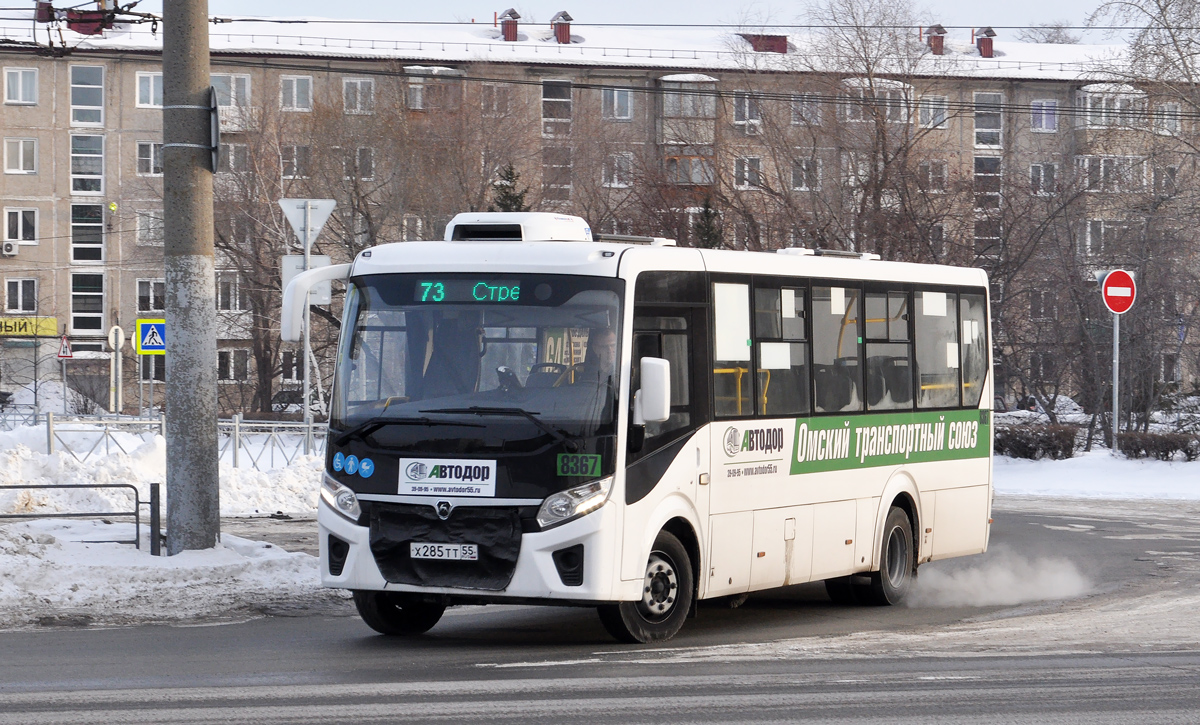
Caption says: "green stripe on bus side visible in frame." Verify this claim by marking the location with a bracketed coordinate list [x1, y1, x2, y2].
[790, 409, 990, 475]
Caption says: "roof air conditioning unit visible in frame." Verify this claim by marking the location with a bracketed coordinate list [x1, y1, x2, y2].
[1, 240, 17, 257]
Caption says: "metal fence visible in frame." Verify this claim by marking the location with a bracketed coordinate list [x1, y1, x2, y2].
[0, 404, 38, 431]
[5, 411, 326, 471]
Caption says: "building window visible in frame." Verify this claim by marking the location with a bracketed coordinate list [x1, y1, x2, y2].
[4, 67, 37, 105]
[666, 149, 715, 185]
[5, 208, 36, 244]
[1030, 351, 1055, 382]
[1083, 91, 1145, 128]
[281, 145, 311, 179]
[137, 142, 163, 175]
[791, 93, 820, 125]
[1154, 165, 1178, 196]
[542, 80, 572, 137]
[213, 73, 251, 107]
[70, 65, 104, 125]
[140, 355, 165, 382]
[791, 158, 819, 190]
[844, 85, 909, 123]
[481, 83, 511, 117]
[734, 157, 762, 189]
[401, 214, 423, 241]
[137, 279, 166, 312]
[343, 78, 374, 114]
[974, 92, 1003, 147]
[662, 81, 716, 118]
[343, 147, 374, 181]
[1085, 219, 1138, 256]
[602, 87, 632, 120]
[5, 278, 36, 313]
[218, 349, 251, 382]
[919, 96, 948, 128]
[929, 224, 945, 255]
[1030, 289, 1056, 320]
[280, 76, 312, 111]
[1031, 99, 1057, 132]
[541, 145, 572, 201]
[918, 160, 947, 192]
[1077, 156, 1144, 192]
[1162, 353, 1179, 383]
[4, 138, 36, 173]
[71, 204, 104, 262]
[281, 350, 300, 381]
[733, 91, 762, 133]
[974, 218, 1002, 256]
[973, 156, 1001, 209]
[136, 72, 163, 108]
[1030, 162, 1057, 196]
[136, 210, 163, 246]
[217, 271, 246, 312]
[602, 152, 633, 188]
[1154, 103, 1181, 134]
[70, 273, 104, 332]
[70, 134, 104, 193]
[217, 143, 249, 173]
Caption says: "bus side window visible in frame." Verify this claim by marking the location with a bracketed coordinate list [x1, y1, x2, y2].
[754, 286, 810, 416]
[713, 283, 753, 417]
[915, 290, 961, 408]
[865, 290, 913, 410]
[959, 293, 988, 407]
[812, 285, 862, 413]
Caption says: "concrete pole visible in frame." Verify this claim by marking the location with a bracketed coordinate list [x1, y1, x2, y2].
[163, 0, 219, 553]
[1112, 313, 1120, 458]
[302, 202, 312, 455]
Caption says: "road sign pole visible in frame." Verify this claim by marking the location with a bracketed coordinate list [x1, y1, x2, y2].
[61, 359, 67, 414]
[1112, 312, 1120, 457]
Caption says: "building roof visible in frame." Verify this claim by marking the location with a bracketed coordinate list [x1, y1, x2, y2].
[0, 9, 1127, 83]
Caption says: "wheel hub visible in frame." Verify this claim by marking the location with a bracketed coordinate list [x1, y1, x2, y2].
[640, 552, 678, 619]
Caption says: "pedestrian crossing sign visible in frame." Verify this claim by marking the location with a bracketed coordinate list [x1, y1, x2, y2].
[135, 319, 166, 355]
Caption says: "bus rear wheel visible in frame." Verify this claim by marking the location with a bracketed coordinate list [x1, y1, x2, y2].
[598, 531, 693, 643]
[858, 506, 915, 606]
[353, 590, 446, 635]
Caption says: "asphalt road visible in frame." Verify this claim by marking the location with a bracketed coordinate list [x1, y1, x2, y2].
[2, 497, 1200, 723]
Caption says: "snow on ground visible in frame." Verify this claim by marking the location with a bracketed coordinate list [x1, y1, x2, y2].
[0, 426, 322, 518]
[994, 449, 1200, 500]
[0, 519, 348, 629]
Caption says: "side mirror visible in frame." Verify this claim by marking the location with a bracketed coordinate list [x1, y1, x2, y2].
[281, 263, 352, 342]
[633, 357, 671, 424]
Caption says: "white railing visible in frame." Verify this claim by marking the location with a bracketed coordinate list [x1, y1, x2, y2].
[31, 412, 327, 472]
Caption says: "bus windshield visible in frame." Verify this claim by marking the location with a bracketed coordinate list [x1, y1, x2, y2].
[332, 273, 624, 447]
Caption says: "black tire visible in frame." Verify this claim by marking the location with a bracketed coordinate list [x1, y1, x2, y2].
[597, 531, 693, 643]
[352, 590, 446, 635]
[824, 576, 859, 605]
[858, 506, 915, 606]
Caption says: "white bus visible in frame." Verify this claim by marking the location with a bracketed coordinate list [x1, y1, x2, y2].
[283, 212, 993, 643]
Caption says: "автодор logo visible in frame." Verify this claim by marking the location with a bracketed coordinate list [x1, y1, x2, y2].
[397, 458, 497, 497]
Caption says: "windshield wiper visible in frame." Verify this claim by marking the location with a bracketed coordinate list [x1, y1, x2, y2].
[420, 406, 580, 451]
[332, 416, 483, 448]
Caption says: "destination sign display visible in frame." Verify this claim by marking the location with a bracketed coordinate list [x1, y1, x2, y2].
[414, 279, 521, 303]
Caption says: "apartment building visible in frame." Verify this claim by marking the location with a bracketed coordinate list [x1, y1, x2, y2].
[0, 11, 1195, 414]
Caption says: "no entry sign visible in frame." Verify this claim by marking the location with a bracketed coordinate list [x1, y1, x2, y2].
[1101, 269, 1136, 314]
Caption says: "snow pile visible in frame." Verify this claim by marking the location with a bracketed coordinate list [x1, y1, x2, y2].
[0, 519, 347, 628]
[994, 449, 1200, 500]
[0, 431, 323, 518]
[908, 549, 1092, 607]
[5, 380, 92, 415]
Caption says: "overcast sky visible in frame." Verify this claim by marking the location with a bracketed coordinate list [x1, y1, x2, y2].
[129, 1, 1114, 42]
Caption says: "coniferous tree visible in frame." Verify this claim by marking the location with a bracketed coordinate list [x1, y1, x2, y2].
[489, 164, 531, 212]
[692, 198, 723, 248]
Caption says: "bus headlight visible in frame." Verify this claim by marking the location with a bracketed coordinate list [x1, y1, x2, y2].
[537, 476, 613, 529]
[321, 474, 362, 523]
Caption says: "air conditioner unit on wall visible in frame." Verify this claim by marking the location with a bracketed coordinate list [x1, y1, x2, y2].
[1, 241, 17, 257]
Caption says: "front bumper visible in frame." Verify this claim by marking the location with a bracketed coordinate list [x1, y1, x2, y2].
[318, 497, 621, 602]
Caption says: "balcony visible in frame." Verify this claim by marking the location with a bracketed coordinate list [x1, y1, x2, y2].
[218, 105, 258, 133]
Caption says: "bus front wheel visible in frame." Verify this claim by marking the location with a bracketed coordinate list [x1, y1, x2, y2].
[859, 506, 915, 606]
[353, 590, 446, 635]
[598, 531, 694, 643]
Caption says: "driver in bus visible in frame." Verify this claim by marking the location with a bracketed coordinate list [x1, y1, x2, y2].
[578, 327, 617, 384]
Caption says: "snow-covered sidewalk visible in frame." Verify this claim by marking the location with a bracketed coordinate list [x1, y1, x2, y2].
[994, 449, 1200, 500]
[0, 519, 348, 628]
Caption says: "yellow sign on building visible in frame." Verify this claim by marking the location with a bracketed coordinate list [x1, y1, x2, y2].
[0, 317, 58, 337]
